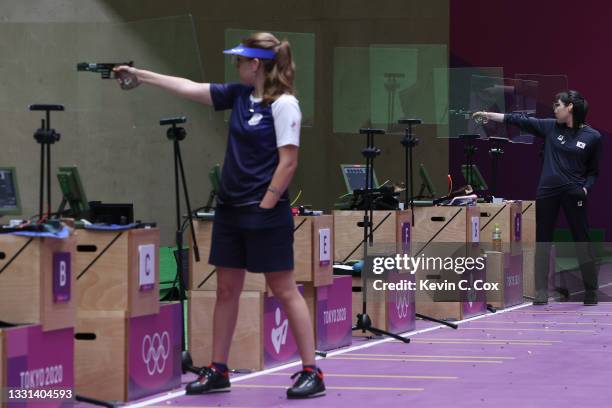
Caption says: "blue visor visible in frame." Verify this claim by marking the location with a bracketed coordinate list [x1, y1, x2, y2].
[223, 44, 276, 60]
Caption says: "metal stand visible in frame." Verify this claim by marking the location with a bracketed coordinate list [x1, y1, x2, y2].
[352, 128, 410, 343]
[159, 116, 202, 375]
[459, 134, 480, 188]
[75, 395, 117, 408]
[398, 118, 422, 226]
[397, 119, 458, 330]
[29, 104, 63, 221]
[488, 138, 507, 197]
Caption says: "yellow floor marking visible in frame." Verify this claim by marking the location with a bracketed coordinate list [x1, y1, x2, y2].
[232, 384, 424, 392]
[511, 311, 612, 316]
[266, 373, 458, 380]
[473, 320, 612, 326]
[409, 341, 553, 346]
[401, 337, 561, 342]
[342, 353, 515, 360]
[328, 356, 503, 363]
[460, 327, 594, 333]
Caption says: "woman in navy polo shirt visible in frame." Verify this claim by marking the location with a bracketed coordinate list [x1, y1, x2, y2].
[115, 32, 325, 399]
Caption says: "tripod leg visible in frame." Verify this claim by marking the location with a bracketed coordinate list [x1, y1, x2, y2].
[367, 326, 410, 343]
[171, 139, 203, 374]
[416, 313, 458, 329]
[75, 394, 116, 408]
[47, 143, 51, 218]
[173, 141, 181, 229]
[176, 143, 200, 261]
[39, 143, 45, 219]
[172, 140, 188, 353]
[408, 133, 415, 225]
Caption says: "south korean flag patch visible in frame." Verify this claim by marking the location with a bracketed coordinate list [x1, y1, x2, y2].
[576, 141, 586, 149]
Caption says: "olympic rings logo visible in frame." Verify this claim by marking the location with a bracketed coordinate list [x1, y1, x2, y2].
[141, 332, 170, 376]
[395, 290, 410, 319]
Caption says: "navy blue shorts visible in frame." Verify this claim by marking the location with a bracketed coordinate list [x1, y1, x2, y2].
[208, 201, 294, 273]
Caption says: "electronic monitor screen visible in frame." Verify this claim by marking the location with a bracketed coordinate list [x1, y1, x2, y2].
[57, 166, 89, 219]
[341, 164, 380, 194]
[0, 167, 21, 215]
[461, 164, 489, 192]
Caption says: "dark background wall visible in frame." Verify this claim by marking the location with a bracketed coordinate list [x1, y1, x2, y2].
[449, 0, 611, 239]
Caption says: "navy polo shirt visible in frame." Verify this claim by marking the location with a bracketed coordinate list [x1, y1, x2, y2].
[505, 113, 602, 198]
[210, 83, 290, 206]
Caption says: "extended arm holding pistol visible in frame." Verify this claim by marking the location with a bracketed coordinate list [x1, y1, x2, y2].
[77, 61, 139, 89]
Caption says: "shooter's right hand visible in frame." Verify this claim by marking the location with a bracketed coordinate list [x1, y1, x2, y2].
[472, 111, 489, 124]
[113, 65, 140, 90]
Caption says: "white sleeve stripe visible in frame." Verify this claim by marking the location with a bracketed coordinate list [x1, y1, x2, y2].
[272, 95, 301, 147]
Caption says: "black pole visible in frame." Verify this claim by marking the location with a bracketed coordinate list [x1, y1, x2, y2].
[491, 148, 498, 196]
[46, 111, 52, 217]
[404, 140, 409, 205]
[362, 132, 371, 318]
[172, 136, 187, 352]
[39, 127, 45, 219]
[174, 137, 181, 235]
[459, 134, 480, 190]
[415, 313, 458, 329]
[397, 119, 459, 330]
[489, 141, 505, 198]
[176, 139, 200, 262]
[46, 145, 51, 217]
[398, 119, 422, 226]
[368, 132, 374, 246]
[353, 127, 410, 344]
[30, 104, 63, 221]
[75, 395, 116, 408]
[160, 116, 202, 375]
[408, 134, 415, 225]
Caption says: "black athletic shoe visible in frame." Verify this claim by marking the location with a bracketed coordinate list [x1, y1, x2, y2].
[185, 365, 231, 395]
[286, 367, 326, 399]
[584, 291, 598, 306]
[554, 287, 570, 302]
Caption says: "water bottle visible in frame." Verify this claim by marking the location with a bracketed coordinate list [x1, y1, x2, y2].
[492, 223, 502, 252]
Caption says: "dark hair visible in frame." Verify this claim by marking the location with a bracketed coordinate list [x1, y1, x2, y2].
[555, 90, 588, 129]
[242, 32, 295, 106]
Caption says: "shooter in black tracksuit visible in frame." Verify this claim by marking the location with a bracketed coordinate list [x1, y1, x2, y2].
[473, 90, 602, 305]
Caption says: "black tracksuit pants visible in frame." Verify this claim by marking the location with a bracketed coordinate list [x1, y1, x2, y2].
[535, 186, 598, 294]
